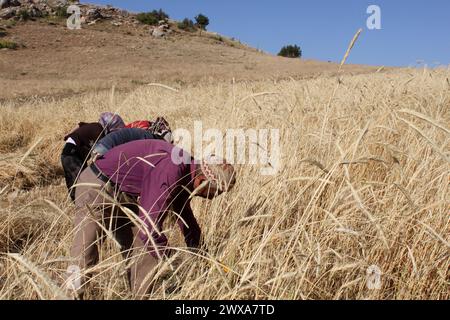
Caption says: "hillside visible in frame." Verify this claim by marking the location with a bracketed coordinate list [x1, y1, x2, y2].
[0, 1, 376, 101]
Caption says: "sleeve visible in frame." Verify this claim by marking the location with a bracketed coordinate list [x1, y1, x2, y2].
[64, 124, 82, 144]
[172, 192, 201, 249]
[94, 131, 115, 155]
[101, 129, 148, 152]
[93, 143, 109, 156]
[138, 158, 184, 257]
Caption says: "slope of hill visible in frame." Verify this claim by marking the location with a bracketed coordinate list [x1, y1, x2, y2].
[0, 2, 376, 101]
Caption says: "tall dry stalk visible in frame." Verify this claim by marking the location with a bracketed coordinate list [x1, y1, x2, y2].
[0, 67, 449, 300]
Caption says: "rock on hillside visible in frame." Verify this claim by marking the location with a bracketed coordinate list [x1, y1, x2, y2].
[0, 0, 175, 37]
[0, 1, 133, 24]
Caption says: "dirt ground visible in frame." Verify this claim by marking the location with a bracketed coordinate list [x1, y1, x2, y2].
[0, 18, 378, 101]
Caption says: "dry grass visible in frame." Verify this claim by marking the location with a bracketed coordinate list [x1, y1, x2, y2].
[0, 66, 449, 300]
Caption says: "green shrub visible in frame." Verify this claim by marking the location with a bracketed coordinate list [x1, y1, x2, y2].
[178, 18, 196, 32]
[136, 9, 169, 26]
[136, 13, 158, 26]
[54, 5, 69, 18]
[278, 45, 302, 58]
[0, 40, 18, 50]
[194, 13, 209, 30]
[18, 9, 31, 21]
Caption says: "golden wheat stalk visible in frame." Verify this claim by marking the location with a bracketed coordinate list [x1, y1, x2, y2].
[339, 28, 363, 69]
[7, 253, 69, 300]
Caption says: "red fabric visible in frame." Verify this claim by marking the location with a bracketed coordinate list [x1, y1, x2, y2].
[125, 120, 151, 130]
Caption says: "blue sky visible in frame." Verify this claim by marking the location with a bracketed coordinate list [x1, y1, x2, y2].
[85, 1, 450, 67]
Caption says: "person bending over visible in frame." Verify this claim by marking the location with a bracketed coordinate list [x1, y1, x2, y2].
[66, 139, 236, 298]
[60, 112, 125, 200]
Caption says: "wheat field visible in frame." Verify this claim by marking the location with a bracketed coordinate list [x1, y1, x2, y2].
[0, 67, 449, 300]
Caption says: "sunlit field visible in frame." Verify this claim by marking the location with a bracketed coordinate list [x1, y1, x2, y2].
[0, 67, 449, 299]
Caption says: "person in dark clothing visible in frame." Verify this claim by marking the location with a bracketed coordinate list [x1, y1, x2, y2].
[61, 112, 125, 200]
[61, 144, 85, 200]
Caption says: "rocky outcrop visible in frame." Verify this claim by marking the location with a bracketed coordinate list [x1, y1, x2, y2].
[85, 8, 102, 21]
[0, 7, 15, 19]
[0, 0, 174, 38]
[150, 20, 171, 38]
[0, 0, 20, 10]
[1, 0, 54, 20]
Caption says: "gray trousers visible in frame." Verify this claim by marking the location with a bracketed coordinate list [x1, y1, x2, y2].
[71, 167, 159, 298]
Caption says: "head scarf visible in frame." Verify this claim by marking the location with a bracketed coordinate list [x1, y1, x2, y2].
[99, 112, 125, 133]
[200, 155, 236, 194]
[149, 117, 173, 143]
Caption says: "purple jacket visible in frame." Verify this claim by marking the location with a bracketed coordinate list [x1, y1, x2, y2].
[95, 139, 200, 257]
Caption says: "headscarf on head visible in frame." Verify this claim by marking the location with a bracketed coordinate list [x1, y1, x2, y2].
[200, 155, 236, 195]
[149, 117, 173, 143]
[99, 112, 125, 133]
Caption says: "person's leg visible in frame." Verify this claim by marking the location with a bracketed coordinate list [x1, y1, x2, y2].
[70, 182, 139, 293]
[61, 143, 84, 201]
[70, 205, 103, 270]
[129, 228, 160, 299]
[112, 200, 139, 261]
[67, 167, 107, 296]
[107, 204, 135, 287]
